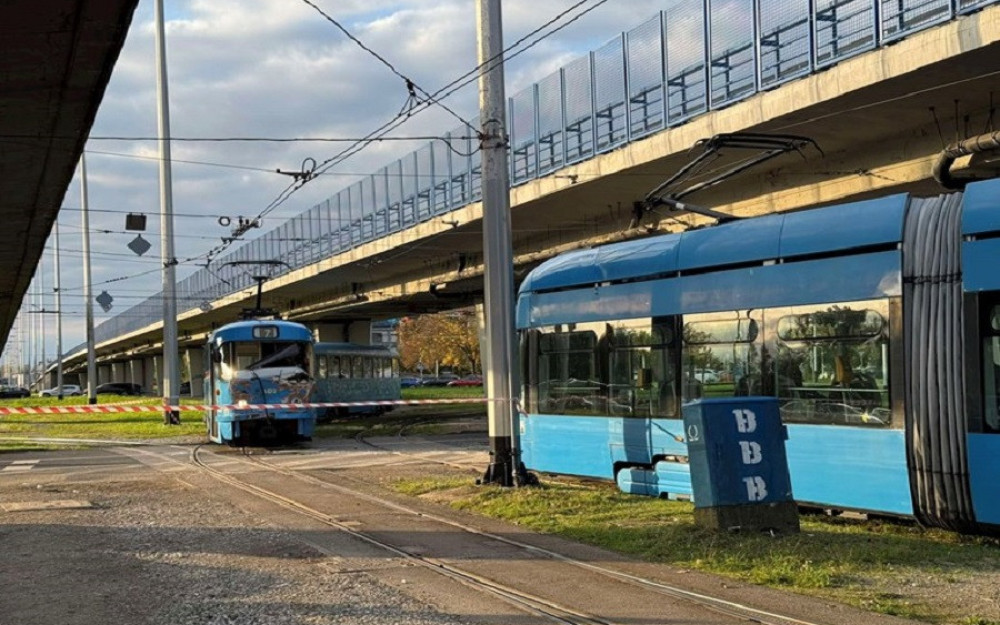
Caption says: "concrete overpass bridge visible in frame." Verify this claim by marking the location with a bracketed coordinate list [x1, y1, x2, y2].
[59, 0, 1000, 393]
[0, 0, 139, 367]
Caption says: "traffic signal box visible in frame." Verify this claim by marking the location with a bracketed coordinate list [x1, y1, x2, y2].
[683, 397, 799, 534]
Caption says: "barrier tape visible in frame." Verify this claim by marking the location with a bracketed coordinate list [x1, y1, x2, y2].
[0, 398, 498, 415]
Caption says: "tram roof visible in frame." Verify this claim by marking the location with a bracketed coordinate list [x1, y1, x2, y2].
[210, 319, 313, 343]
[519, 192, 914, 294]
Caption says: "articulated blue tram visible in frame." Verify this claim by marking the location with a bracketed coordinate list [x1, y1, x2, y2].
[204, 319, 316, 445]
[516, 177, 1000, 534]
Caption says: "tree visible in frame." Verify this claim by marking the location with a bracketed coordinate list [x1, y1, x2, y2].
[397, 308, 482, 374]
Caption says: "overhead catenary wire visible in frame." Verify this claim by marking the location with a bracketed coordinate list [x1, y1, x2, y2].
[173, 0, 615, 276]
[32, 0, 622, 321]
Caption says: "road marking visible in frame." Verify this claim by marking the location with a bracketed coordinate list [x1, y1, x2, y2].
[1, 460, 40, 472]
[1, 500, 95, 512]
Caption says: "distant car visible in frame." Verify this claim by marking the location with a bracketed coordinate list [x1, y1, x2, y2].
[447, 375, 483, 387]
[180, 381, 191, 395]
[694, 369, 720, 383]
[0, 385, 30, 399]
[421, 374, 460, 387]
[95, 382, 143, 396]
[399, 376, 423, 388]
[39, 384, 82, 397]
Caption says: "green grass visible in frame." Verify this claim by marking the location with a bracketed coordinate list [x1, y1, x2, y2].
[314, 387, 487, 439]
[393, 476, 1000, 624]
[0, 395, 206, 450]
[401, 386, 487, 400]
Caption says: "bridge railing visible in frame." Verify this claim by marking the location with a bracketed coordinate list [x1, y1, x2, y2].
[78, 0, 998, 353]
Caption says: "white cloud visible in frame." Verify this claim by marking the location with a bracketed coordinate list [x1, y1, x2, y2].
[26, 0, 675, 355]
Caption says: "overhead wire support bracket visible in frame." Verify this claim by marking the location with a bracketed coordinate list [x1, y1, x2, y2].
[640, 132, 823, 227]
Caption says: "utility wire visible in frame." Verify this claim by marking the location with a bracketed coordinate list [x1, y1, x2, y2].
[62, 0, 616, 301]
[298, 0, 476, 134]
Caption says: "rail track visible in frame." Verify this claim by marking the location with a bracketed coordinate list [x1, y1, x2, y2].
[190, 442, 829, 625]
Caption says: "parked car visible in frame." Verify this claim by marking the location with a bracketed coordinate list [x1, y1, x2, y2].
[180, 381, 191, 395]
[694, 369, 720, 383]
[447, 375, 483, 387]
[95, 382, 143, 396]
[39, 384, 82, 397]
[421, 374, 460, 387]
[399, 376, 423, 388]
[0, 385, 30, 399]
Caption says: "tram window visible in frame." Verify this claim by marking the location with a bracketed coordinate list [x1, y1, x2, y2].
[981, 305, 1000, 432]
[775, 301, 891, 427]
[535, 325, 602, 415]
[608, 319, 677, 418]
[249, 342, 304, 370]
[682, 311, 761, 400]
[318, 356, 328, 379]
[352, 356, 364, 379]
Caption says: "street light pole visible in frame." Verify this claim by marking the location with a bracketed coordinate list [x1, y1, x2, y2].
[477, 0, 527, 486]
[80, 154, 97, 404]
[53, 222, 64, 395]
[155, 0, 180, 424]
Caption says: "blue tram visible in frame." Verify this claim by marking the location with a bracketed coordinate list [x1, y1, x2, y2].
[204, 319, 316, 445]
[516, 177, 1000, 534]
[311, 342, 401, 420]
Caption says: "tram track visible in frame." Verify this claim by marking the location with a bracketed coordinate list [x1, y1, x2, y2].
[351, 417, 487, 473]
[191, 443, 830, 625]
[191, 444, 610, 625]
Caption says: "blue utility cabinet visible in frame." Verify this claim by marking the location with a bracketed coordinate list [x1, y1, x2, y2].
[683, 397, 799, 533]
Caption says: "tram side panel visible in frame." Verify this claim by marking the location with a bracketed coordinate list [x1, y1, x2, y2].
[961, 180, 1000, 529]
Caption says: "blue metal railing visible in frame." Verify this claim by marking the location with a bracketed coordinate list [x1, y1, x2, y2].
[79, 0, 998, 353]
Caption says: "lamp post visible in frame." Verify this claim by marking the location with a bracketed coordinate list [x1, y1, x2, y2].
[155, 0, 180, 424]
[80, 154, 96, 404]
[53, 222, 64, 395]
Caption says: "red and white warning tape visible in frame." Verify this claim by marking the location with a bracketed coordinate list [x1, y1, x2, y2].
[0, 398, 496, 415]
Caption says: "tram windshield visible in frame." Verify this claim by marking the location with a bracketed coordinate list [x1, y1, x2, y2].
[218, 341, 311, 381]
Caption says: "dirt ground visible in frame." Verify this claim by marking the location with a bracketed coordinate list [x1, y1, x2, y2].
[0, 442, 998, 625]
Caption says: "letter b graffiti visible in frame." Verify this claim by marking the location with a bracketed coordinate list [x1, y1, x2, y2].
[739, 440, 762, 464]
[733, 409, 757, 433]
[743, 476, 768, 501]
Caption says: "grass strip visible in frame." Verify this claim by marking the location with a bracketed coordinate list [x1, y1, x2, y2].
[394, 477, 1000, 624]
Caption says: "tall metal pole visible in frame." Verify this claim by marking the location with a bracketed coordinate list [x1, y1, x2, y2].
[477, 0, 526, 486]
[39, 257, 46, 387]
[53, 223, 64, 395]
[155, 0, 180, 424]
[27, 278, 34, 388]
[80, 154, 97, 403]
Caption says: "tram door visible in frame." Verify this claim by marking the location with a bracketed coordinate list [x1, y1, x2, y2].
[968, 296, 1000, 526]
[204, 345, 218, 440]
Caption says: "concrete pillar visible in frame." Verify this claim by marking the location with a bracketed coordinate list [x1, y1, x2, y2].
[185, 347, 206, 398]
[111, 362, 125, 383]
[311, 320, 372, 344]
[98, 364, 112, 384]
[143, 356, 158, 395]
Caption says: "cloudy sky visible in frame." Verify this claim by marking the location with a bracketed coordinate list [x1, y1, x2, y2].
[16, 0, 674, 365]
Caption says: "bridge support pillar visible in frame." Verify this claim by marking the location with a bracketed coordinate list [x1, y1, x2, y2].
[184, 347, 205, 397]
[127, 359, 141, 388]
[97, 364, 112, 384]
[111, 361, 125, 383]
[143, 356, 159, 395]
[310, 320, 372, 345]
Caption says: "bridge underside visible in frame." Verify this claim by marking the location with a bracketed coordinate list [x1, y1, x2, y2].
[70, 6, 1000, 369]
[0, 0, 139, 348]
